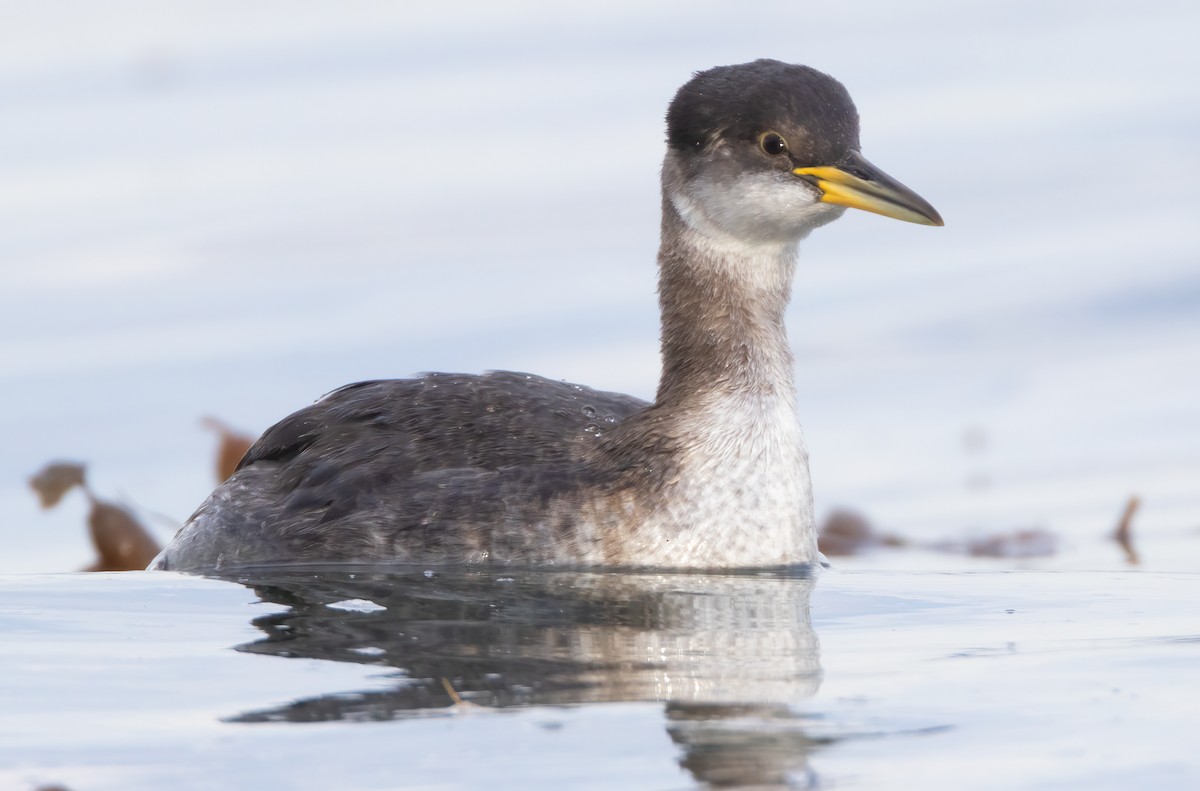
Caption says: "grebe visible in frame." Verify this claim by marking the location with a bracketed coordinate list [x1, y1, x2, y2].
[153, 59, 941, 572]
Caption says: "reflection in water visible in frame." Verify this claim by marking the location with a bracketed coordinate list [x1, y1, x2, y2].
[219, 566, 823, 788]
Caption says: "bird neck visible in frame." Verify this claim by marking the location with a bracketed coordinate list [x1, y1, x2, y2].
[623, 194, 815, 568]
[654, 195, 799, 412]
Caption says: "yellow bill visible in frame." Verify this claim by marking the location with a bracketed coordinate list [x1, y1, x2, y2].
[794, 151, 943, 226]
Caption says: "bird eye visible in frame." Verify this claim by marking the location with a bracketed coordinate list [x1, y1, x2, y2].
[759, 132, 788, 156]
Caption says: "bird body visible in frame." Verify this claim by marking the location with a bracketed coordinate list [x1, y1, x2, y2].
[153, 60, 941, 573]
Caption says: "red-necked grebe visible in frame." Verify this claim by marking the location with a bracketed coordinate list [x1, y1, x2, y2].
[152, 59, 942, 572]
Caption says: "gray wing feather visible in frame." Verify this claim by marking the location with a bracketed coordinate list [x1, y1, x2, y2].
[162, 371, 648, 569]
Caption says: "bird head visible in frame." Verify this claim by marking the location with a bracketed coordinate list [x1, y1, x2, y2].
[664, 59, 942, 246]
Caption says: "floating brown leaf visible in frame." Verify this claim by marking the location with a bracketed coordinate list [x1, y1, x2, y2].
[817, 509, 907, 556]
[29, 460, 162, 571]
[86, 499, 162, 571]
[1112, 495, 1141, 565]
[202, 416, 256, 483]
[28, 461, 87, 508]
[931, 528, 1059, 559]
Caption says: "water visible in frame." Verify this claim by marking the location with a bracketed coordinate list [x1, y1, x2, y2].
[2, 567, 1196, 789]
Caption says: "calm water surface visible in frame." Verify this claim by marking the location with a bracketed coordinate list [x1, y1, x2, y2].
[2, 567, 1196, 790]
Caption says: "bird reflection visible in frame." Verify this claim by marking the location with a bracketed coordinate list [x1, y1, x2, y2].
[218, 566, 823, 787]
